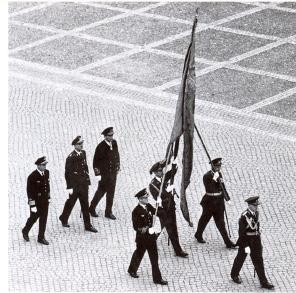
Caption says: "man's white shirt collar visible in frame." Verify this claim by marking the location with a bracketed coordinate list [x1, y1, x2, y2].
[140, 203, 147, 210]
[248, 208, 255, 216]
[105, 140, 113, 150]
[37, 168, 44, 176]
[155, 176, 161, 182]
[75, 149, 81, 155]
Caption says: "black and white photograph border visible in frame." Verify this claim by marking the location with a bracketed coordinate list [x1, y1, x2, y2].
[7, 0, 296, 292]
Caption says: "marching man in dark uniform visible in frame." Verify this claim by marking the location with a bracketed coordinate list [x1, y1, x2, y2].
[59, 136, 97, 232]
[194, 158, 236, 248]
[149, 160, 188, 258]
[128, 188, 168, 285]
[22, 156, 50, 245]
[231, 196, 274, 289]
[89, 127, 120, 220]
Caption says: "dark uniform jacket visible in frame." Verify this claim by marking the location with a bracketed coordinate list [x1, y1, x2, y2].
[65, 150, 90, 189]
[201, 170, 230, 204]
[132, 203, 159, 243]
[93, 140, 120, 176]
[27, 169, 50, 206]
[149, 168, 177, 211]
[236, 209, 260, 247]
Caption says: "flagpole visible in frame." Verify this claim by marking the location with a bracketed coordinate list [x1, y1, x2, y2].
[194, 123, 232, 237]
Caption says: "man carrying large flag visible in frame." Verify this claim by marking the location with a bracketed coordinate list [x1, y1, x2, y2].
[150, 13, 198, 257]
[149, 159, 188, 258]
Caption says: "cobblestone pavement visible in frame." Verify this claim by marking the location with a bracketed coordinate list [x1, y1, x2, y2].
[8, 2, 296, 292]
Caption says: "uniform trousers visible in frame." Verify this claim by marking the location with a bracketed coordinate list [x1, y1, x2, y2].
[159, 208, 182, 254]
[23, 201, 49, 239]
[90, 174, 117, 215]
[128, 238, 162, 282]
[231, 236, 268, 284]
[60, 184, 91, 227]
[196, 196, 232, 245]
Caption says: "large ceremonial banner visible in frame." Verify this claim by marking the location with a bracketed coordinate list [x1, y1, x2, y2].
[167, 15, 198, 226]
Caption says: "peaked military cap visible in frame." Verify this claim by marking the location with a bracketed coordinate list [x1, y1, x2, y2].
[135, 188, 149, 198]
[245, 196, 260, 206]
[149, 160, 166, 174]
[101, 127, 113, 136]
[35, 156, 48, 165]
[72, 136, 84, 145]
[210, 157, 222, 166]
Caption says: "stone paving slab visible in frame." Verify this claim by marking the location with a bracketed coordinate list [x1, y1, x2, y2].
[10, 35, 127, 70]
[8, 23, 55, 49]
[146, 2, 256, 23]
[11, 2, 121, 30]
[100, 2, 155, 10]
[165, 68, 296, 108]
[8, 1, 44, 14]
[223, 9, 296, 38]
[86, 51, 205, 88]
[237, 43, 296, 77]
[84, 14, 191, 46]
[256, 94, 296, 119]
[156, 28, 272, 62]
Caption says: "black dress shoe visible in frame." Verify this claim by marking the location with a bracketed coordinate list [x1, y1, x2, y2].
[261, 282, 274, 289]
[226, 242, 237, 249]
[231, 275, 242, 284]
[154, 279, 168, 285]
[89, 209, 99, 217]
[59, 215, 70, 227]
[128, 271, 139, 278]
[195, 234, 206, 243]
[176, 251, 189, 258]
[85, 226, 98, 233]
[38, 238, 49, 245]
[22, 229, 29, 242]
[105, 213, 116, 220]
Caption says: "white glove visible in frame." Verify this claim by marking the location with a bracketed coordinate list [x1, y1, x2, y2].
[156, 197, 162, 205]
[213, 172, 219, 181]
[96, 175, 101, 181]
[245, 246, 251, 254]
[67, 188, 73, 195]
[48, 198, 51, 203]
[148, 227, 155, 235]
[166, 184, 175, 193]
[30, 206, 37, 213]
[165, 163, 172, 172]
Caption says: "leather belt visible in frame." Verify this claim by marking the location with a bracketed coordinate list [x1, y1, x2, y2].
[206, 192, 222, 196]
[246, 231, 260, 236]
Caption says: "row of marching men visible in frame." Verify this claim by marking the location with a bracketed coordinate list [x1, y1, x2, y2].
[21, 126, 274, 290]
